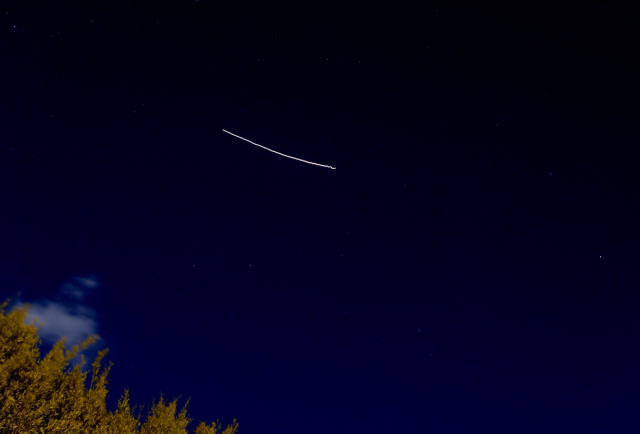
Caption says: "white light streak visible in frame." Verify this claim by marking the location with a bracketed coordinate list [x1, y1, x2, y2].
[223, 129, 336, 170]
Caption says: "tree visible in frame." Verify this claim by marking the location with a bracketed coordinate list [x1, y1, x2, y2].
[0, 300, 238, 434]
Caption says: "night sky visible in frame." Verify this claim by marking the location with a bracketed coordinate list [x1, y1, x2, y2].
[2, 2, 639, 433]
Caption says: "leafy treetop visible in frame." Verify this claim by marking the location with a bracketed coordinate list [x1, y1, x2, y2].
[0, 300, 238, 434]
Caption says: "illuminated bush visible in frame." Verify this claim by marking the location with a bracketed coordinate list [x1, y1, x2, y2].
[0, 301, 238, 434]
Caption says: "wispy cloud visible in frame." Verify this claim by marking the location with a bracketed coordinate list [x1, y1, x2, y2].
[22, 275, 100, 347]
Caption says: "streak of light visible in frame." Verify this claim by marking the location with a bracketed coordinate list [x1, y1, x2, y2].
[223, 129, 336, 170]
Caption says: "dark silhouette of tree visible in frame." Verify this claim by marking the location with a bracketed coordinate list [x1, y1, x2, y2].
[0, 300, 238, 434]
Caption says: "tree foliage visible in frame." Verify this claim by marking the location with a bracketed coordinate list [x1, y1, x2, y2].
[0, 301, 238, 434]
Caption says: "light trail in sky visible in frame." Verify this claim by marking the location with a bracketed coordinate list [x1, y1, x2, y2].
[222, 129, 336, 170]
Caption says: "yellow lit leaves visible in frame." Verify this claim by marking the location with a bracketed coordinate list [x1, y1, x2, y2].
[0, 300, 238, 434]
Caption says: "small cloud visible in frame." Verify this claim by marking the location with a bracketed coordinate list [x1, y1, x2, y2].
[74, 275, 99, 289]
[60, 274, 98, 301]
[60, 283, 85, 301]
[25, 301, 97, 346]
[21, 275, 101, 347]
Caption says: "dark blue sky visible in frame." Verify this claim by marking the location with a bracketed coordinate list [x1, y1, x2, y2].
[2, 2, 639, 433]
